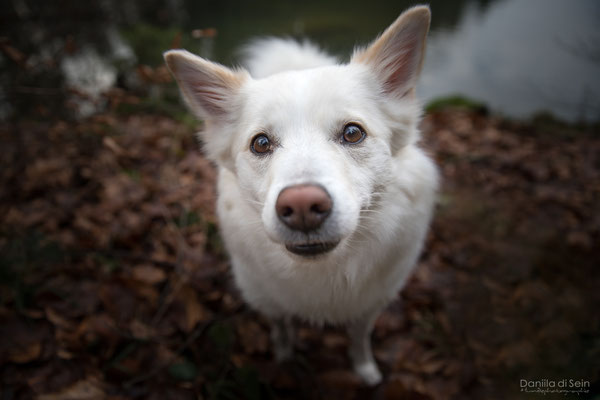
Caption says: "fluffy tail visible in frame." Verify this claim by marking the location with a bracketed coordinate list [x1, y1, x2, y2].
[240, 38, 338, 78]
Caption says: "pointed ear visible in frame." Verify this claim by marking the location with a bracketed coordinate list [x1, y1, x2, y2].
[352, 6, 430, 98]
[164, 50, 248, 121]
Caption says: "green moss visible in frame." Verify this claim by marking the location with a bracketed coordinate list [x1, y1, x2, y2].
[207, 321, 234, 353]
[94, 253, 120, 275]
[168, 359, 199, 381]
[529, 111, 599, 138]
[426, 95, 488, 114]
[175, 210, 201, 228]
[122, 168, 141, 182]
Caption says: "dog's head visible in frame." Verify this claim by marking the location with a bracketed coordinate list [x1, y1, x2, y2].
[165, 6, 430, 258]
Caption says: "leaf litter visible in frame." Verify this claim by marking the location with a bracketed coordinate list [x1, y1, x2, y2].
[1, 97, 599, 399]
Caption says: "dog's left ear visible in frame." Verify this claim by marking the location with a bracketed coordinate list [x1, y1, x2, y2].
[352, 6, 430, 98]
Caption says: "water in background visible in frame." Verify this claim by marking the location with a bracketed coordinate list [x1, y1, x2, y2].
[1, 0, 599, 122]
[421, 0, 600, 123]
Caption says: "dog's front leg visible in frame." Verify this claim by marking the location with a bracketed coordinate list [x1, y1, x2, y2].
[270, 317, 295, 362]
[347, 312, 382, 385]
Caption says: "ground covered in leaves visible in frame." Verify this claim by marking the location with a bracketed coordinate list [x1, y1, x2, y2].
[1, 102, 599, 399]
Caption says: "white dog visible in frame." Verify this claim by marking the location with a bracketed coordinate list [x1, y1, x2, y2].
[165, 5, 438, 385]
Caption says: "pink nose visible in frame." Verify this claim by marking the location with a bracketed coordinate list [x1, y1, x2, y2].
[275, 184, 332, 232]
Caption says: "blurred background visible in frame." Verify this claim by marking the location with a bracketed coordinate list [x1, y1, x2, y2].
[1, 0, 599, 122]
[1, 1, 599, 400]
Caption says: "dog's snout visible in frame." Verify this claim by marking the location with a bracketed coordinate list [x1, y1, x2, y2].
[276, 184, 332, 232]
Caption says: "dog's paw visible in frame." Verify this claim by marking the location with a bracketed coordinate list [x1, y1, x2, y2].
[354, 361, 382, 386]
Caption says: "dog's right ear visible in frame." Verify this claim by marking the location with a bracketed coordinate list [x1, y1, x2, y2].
[164, 50, 249, 122]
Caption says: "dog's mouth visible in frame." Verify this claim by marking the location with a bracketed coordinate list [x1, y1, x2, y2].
[285, 241, 339, 257]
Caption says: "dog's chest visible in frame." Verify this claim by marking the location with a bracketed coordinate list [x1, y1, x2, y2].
[234, 251, 399, 322]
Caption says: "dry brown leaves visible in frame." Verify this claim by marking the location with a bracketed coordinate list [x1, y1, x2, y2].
[1, 107, 598, 399]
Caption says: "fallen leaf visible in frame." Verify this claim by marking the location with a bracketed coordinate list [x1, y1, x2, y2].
[173, 284, 211, 333]
[45, 306, 77, 330]
[129, 319, 155, 340]
[37, 377, 105, 400]
[0, 317, 48, 364]
[236, 318, 269, 355]
[8, 341, 42, 364]
[317, 369, 362, 389]
[131, 264, 167, 285]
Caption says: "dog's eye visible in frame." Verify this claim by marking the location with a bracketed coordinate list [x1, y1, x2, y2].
[341, 124, 366, 144]
[251, 134, 273, 155]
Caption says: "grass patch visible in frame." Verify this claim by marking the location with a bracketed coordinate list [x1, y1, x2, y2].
[426, 95, 488, 114]
[175, 210, 202, 228]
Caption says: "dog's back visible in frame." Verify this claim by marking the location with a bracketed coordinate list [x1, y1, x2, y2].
[241, 38, 337, 78]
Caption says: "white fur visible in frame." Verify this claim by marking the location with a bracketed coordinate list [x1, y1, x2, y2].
[165, 6, 437, 385]
[241, 38, 338, 78]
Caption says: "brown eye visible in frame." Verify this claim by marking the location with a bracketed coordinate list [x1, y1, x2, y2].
[251, 134, 272, 155]
[341, 124, 366, 144]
